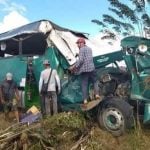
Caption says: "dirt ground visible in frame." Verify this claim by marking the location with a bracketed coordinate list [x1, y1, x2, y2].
[0, 113, 14, 130]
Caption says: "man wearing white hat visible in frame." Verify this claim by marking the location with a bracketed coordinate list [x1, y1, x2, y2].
[39, 60, 61, 116]
[0, 72, 20, 123]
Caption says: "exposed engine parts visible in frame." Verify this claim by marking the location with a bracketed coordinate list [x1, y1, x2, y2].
[98, 72, 131, 98]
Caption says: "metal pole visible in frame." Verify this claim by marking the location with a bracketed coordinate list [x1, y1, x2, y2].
[19, 38, 23, 55]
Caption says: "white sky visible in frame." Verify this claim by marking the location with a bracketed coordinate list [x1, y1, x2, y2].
[0, 11, 29, 33]
[0, 0, 29, 33]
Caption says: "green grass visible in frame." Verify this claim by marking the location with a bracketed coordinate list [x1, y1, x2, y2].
[0, 112, 150, 150]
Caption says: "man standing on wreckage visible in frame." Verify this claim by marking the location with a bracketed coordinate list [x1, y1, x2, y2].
[69, 38, 101, 105]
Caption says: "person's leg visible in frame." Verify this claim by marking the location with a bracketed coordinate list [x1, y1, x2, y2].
[40, 95, 46, 115]
[0, 103, 4, 112]
[12, 100, 20, 123]
[14, 110, 19, 123]
[4, 103, 9, 121]
[50, 91, 58, 115]
[4, 101, 12, 121]
[81, 72, 89, 103]
[45, 94, 51, 115]
[90, 71, 100, 99]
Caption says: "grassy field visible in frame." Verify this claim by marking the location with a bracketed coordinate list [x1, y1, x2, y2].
[0, 112, 150, 150]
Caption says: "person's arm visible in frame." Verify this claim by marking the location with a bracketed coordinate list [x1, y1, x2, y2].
[69, 49, 85, 73]
[15, 88, 20, 101]
[13, 82, 20, 101]
[54, 70, 61, 93]
[75, 48, 84, 68]
[0, 84, 5, 104]
[39, 72, 43, 94]
[0, 86, 3, 103]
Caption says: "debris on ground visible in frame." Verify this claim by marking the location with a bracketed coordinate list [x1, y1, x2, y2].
[0, 112, 150, 150]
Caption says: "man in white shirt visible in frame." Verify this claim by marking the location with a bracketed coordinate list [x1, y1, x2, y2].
[39, 60, 61, 116]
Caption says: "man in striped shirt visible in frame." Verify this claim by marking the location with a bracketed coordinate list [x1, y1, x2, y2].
[69, 38, 100, 104]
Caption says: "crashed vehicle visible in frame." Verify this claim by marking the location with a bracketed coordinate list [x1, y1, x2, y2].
[0, 20, 150, 136]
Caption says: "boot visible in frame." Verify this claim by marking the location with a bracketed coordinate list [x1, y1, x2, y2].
[95, 95, 100, 100]
[84, 99, 88, 104]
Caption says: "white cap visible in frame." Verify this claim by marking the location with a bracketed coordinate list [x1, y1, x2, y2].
[43, 59, 50, 65]
[6, 72, 13, 80]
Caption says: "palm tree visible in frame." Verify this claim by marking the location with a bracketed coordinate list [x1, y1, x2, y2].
[92, 0, 150, 40]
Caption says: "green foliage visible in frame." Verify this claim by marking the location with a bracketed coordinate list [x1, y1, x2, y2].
[0, 112, 150, 150]
[29, 143, 42, 150]
[92, 0, 150, 40]
[42, 112, 86, 134]
[91, 20, 107, 28]
[40, 112, 88, 148]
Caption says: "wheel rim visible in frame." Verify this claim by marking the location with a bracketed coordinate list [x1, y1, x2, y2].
[103, 107, 125, 131]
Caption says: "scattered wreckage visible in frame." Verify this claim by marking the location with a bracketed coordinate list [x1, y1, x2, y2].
[0, 20, 150, 136]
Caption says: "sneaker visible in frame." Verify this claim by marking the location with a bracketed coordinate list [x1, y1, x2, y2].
[95, 95, 100, 100]
[84, 99, 88, 104]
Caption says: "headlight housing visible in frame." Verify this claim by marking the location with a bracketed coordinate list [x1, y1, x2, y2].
[138, 44, 148, 53]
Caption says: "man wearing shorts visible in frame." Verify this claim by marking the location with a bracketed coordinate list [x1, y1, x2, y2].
[0, 73, 20, 123]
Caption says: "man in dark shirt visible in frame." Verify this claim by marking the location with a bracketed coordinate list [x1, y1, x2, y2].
[0, 73, 20, 123]
[69, 38, 100, 104]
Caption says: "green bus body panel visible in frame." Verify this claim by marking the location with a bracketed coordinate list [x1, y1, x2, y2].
[33, 47, 69, 82]
[121, 36, 150, 48]
[122, 36, 150, 123]
[144, 103, 150, 124]
[122, 36, 150, 101]
[0, 56, 27, 86]
[94, 51, 124, 68]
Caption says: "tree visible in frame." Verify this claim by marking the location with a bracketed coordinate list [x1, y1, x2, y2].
[92, 0, 150, 40]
